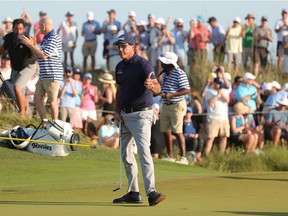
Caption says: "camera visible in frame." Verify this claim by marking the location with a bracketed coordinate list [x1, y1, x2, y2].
[161, 25, 166, 31]
[17, 34, 24, 39]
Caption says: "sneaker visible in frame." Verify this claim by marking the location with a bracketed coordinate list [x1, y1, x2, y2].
[113, 191, 143, 204]
[175, 156, 189, 165]
[161, 156, 176, 162]
[148, 191, 166, 206]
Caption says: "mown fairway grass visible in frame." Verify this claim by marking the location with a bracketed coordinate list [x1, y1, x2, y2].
[1, 143, 288, 216]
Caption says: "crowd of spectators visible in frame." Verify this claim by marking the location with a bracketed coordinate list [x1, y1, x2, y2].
[0, 8, 287, 163]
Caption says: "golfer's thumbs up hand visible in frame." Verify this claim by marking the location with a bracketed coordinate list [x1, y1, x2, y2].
[144, 72, 155, 90]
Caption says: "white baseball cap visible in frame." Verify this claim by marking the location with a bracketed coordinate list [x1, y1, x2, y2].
[159, 52, 179, 68]
[128, 11, 136, 17]
[271, 81, 281, 90]
[262, 82, 273, 92]
[137, 20, 147, 26]
[87, 11, 94, 20]
[224, 72, 231, 81]
[233, 16, 241, 23]
[243, 72, 256, 80]
[107, 25, 117, 31]
[155, 17, 165, 25]
[277, 98, 288, 106]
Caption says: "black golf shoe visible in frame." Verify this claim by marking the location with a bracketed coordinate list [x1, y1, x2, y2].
[148, 191, 166, 206]
[113, 191, 143, 204]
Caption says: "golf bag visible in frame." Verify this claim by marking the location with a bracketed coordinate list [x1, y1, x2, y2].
[2, 119, 80, 157]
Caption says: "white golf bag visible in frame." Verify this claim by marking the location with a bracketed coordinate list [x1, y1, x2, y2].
[2, 119, 80, 157]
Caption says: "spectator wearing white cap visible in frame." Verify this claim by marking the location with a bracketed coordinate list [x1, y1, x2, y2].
[262, 81, 282, 119]
[226, 17, 242, 73]
[155, 17, 175, 75]
[253, 16, 273, 77]
[135, 20, 149, 59]
[274, 9, 288, 72]
[101, 9, 121, 68]
[236, 72, 260, 113]
[105, 24, 121, 74]
[159, 52, 190, 165]
[264, 98, 288, 146]
[0, 16, 13, 46]
[57, 11, 78, 68]
[170, 18, 188, 70]
[81, 11, 101, 73]
[123, 10, 137, 37]
[149, 17, 164, 71]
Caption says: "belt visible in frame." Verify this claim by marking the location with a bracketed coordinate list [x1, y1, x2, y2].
[121, 107, 152, 113]
[85, 39, 96, 42]
[164, 102, 178, 105]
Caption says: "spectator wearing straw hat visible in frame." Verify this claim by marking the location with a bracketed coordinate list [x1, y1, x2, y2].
[229, 102, 258, 154]
[98, 72, 116, 119]
[57, 11, 78, 68]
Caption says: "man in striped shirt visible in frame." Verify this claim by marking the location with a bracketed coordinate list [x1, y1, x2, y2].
[22, 17, 63, 120]
[159, 52, 190, 165]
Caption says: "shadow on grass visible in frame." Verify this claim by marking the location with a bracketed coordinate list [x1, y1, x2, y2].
[219, 176, 288, 182]
[0, 200, 147, 207]
[215, 211, 288, 216]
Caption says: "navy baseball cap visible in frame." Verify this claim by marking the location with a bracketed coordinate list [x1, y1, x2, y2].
[65, 66, 73, 72]
[113, 33, 135, 46]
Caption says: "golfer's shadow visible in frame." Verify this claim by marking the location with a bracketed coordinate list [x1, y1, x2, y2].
[215, 211, 288, 216]
[0, 200, 147, 207]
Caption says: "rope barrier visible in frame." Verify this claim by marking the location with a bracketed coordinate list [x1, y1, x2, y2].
[0, 136, 97, 148]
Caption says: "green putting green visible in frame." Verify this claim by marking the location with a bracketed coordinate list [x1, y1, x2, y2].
[0, 145, 287, 216]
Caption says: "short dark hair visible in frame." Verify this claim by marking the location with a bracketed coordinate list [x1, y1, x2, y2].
[234, 75, 242, 83]
[12, 19, 25, 29]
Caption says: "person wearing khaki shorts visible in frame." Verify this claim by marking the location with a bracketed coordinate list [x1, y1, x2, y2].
[204, 77, 230, 156]
[159, 52, 190, 165]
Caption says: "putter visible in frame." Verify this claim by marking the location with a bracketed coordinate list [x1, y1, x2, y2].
[113, 122, 122, 192]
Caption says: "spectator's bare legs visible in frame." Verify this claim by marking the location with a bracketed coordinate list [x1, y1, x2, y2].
[254, 63, 259, 77]
[50, 100, 59, 120]
[14, 85, 27, 117]
[91, 55, 95, 72]
[174, 133, 186, 157]
[204, 137, 215, 156]
[278, 56, 283, 72]
[218, 136, 227, 153]
[270, 128, 281, 146]
[34, 94, 46, 119]
[163, 130, 173, 158]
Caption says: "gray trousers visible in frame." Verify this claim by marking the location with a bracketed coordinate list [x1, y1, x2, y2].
[121, 109, 155, 196]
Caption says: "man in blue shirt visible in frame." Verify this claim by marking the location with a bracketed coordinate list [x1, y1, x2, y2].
[113, 33, 166, 206]
[207, 16, 226, 65]
[81, 11, 101, 73]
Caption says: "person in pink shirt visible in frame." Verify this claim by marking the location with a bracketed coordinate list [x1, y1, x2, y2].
[80, 73, 98, 137]
[33, 10, 47, 44]
[189, 16, 210, 72]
